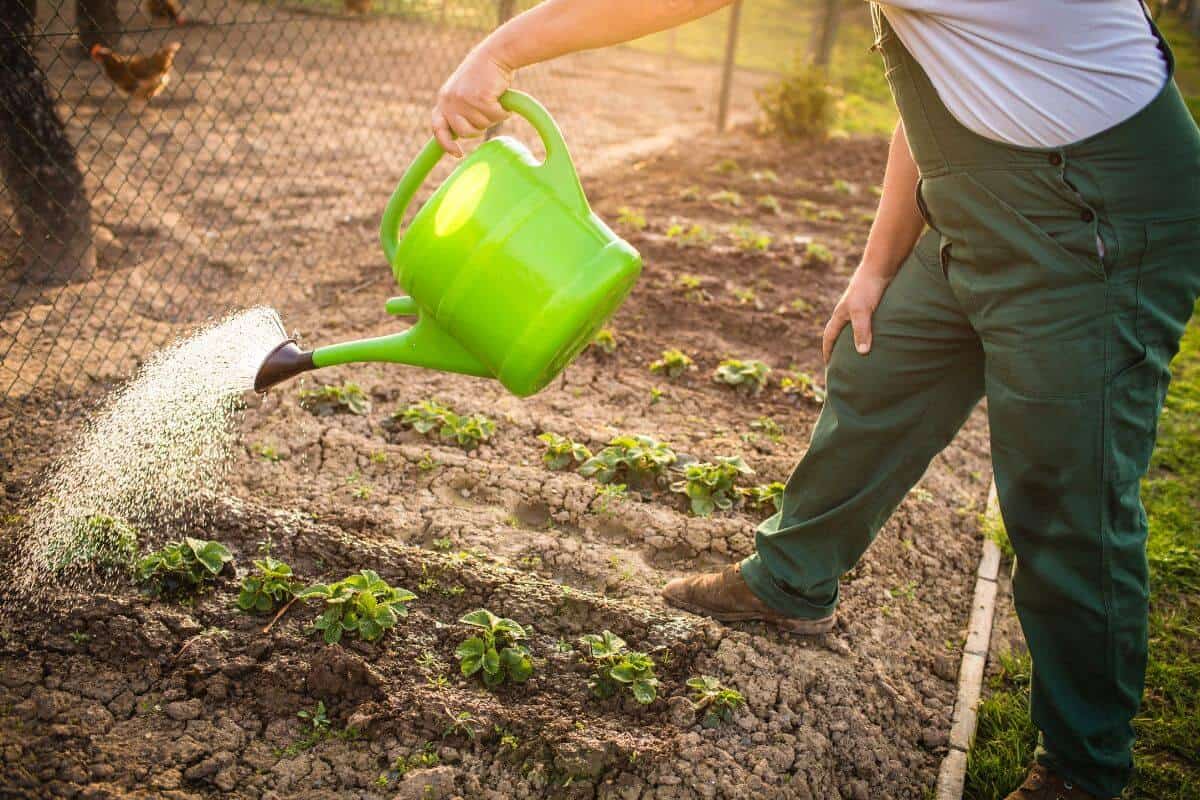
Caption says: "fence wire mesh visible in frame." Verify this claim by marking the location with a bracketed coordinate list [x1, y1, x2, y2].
[1, 0, 855, 399]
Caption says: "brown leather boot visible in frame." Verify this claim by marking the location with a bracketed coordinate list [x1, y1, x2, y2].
[1004, 765, 1110, 800]
[661, 564, 835, 635]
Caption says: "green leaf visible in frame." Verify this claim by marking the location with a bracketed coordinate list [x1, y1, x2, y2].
[500, 647, 533, 682]
[323, 622, 343, 645]
[459, 609, 501, 630]
[482, 646, 500, 676]
[631, 678, 658, 705]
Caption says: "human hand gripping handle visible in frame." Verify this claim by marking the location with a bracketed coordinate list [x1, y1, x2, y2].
[431, 0, 740, 157]
[432, 47, 514, 158]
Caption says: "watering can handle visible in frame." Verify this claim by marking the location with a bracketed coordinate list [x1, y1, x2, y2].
[379, 90, 587, 265]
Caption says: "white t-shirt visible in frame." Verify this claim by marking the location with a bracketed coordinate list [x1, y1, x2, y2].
[878, 1, 1168, 147]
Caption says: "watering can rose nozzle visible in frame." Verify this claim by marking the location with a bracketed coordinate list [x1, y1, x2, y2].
[253, 339, 316, 393]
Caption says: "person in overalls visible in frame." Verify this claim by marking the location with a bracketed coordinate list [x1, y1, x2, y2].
[431, 2, 1200, 797]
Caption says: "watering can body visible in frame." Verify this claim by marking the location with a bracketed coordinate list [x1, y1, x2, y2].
[307, 91, 642, 397]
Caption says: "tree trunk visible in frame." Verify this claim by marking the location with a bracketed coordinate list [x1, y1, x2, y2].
[0, 0, 95, 284]
[812, 0, 841, 67]
[76, 0, 120, 52]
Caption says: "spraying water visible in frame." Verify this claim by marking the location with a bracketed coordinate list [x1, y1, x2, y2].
[7, 307, 288, 602]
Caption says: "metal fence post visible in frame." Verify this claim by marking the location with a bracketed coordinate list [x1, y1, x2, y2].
[716, 0, 743, 132]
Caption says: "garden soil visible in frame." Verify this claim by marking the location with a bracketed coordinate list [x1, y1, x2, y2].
[0, 130, 993, 799]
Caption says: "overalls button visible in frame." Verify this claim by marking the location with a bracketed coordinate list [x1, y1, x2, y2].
[1049, 152, 1063, 166]
[1081, 209, 1095, 223]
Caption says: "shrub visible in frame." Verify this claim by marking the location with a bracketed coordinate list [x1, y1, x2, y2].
[687, 676, 746, 727]
[649, 348, 694, 379]
[297, 569, 416, 644]
[671, 456, 754, 517]
[538, 432, 592, 471]
[580, 434, 677, 485]
[299, 383, 370, 416]
[47, 512, 138, 573]
[714, 359, 771, 396]
[136, 537, 232, 597]
[455, 609, 533, 689]
[394, 400, 495, 451]
[237, 556, 298, 614]
[756, 63, 834, 140]
[579, 630, 658, 704]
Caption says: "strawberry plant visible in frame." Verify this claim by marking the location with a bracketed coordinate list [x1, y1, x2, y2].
[710, 158, 740, 174]
[299, 382, 370, 416]
[750, 169, 779, 184]
[649, 348, 694, 379]
[687, 676, 746, 727]
[580, 434, 677, 486]
[803, 241, 833, 266]
[394, 400, 495, 451]
[538, 432, 592, 471]
[830, 178, 856, 195]
[666, 224, 715, 248]
[781, 371, 826, 403]
[714, 359, 771, 396]
[591, 328, 618, 355]
[136, 537, 232, 597]
[579, 630, 658, 705]
[750, 416, 784, 441]
[454, 609, 533, 689]
[741, 481, 786, 512]
[756, 194, 781, 214]
[708, 189, 743, 207]
[671, 456, 753, 517]
[237, 556, 298, 614]
[730, 224, 771, 251]
[818, 208, 845, 222]
[297, 569, 416, 644]
[616, 207, 647, 230]
[47, 512, 138, 573]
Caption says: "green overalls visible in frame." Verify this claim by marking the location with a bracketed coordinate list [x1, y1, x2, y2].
[739, 7, 1200, 796]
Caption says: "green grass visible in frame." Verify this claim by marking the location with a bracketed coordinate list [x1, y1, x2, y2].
[966, 20, 1200, 797]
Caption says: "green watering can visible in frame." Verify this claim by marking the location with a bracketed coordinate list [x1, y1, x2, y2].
[254, 91, 642, 397]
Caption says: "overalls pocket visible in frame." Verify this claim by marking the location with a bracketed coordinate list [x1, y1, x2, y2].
[1104, 351, 1163, 483]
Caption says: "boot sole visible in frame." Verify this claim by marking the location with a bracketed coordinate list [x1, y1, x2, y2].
[665, 597, 836, 636]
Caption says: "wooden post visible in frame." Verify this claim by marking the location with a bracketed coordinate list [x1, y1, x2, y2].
[812, 0, 840, 67]
[716, 0, 742, 132]
[0, 0, 95, 284]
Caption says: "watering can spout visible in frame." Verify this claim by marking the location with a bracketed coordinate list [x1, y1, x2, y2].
[254, 339, 316, 393]
[253, 297, 492, 394]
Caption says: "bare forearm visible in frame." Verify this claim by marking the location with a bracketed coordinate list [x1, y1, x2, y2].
[859, 121, 924, 280]
[486, 0, 734, 70]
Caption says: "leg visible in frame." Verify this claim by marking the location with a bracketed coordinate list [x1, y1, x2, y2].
[981, 221, 1200, 798]
[740, 230, 984, 618]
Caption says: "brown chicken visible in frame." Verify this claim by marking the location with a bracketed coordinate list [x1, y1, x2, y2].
[143, 0, 185, 25]
[90, 42, 182, 101]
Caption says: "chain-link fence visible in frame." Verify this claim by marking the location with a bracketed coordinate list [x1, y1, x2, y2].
[1, 0, 866, 399]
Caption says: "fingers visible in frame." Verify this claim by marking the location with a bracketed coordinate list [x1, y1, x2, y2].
[822, 303, 874, 363]
[822, 309, 847, 364]
[431, 112, 461, 158]
[848, 306, 873, 355]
